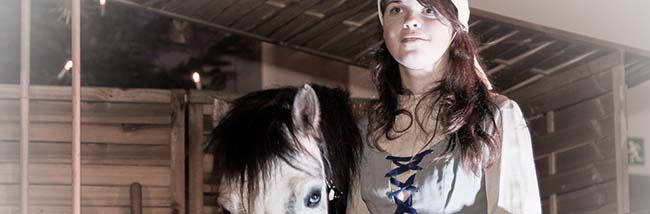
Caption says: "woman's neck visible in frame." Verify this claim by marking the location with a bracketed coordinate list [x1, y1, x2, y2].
[398, 55, 448, 95]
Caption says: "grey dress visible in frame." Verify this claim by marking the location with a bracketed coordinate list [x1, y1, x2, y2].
[348, 94, 541, 214]
[360, 141, 488, 214]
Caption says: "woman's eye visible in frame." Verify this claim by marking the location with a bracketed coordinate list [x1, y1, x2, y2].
[423, 8, 436, 16]
[389, 7, 402, 15]
[305, 191, 321, 208]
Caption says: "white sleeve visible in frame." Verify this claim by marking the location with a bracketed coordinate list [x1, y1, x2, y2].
[486, 100, 542, 214]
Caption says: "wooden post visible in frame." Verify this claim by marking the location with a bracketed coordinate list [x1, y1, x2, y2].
[171, 90, 187, 214]
[19, 0, 31, 213]
[546, 111, 557, 214]
[612, 53, 629, 214]
[130, 183, 143, 214]
[188, 98, 204, 214]
[71, 0, 82, 213]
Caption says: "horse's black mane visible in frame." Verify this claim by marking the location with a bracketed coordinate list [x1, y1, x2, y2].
[205, 85, 363, 213]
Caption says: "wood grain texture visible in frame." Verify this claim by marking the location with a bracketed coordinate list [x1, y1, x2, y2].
[0, 122, 170, 145]
[0, 84, 171, 103]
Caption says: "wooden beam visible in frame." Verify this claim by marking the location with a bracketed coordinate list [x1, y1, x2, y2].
[611, 59, 629, 214]
[19, 0, 30, 212]
[71, 0, 82, 212]
[109, 0, 359, 66]
[170, 90, 186, 214]
[0, 141, 170, 166]
[0, 123, 171, 145]
[0, 185, 172, 206]
[0, 84, 171, 103]
[0, 163, 171, 186]
[130, 183, 142, 214]
[188, 103, 204, 214]
[503, 50, 599, 94]
[478, 30, 518, 52]
[487, 40, 555, 75]
[0, 100, 172, 124]
[471, 8, 650, 59]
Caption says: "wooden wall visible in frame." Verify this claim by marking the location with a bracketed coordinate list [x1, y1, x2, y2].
[507, 51, 629, 214]
[183, 90, 237, 214]
[0, 85, 185, 214]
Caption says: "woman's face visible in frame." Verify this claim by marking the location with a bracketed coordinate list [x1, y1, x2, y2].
[382, 0, 454, 72]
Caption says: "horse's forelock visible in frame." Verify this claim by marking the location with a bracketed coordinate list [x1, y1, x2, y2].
[207, 85, 363, 213]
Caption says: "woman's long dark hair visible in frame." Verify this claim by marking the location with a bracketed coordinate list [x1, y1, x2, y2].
[370, 0, 500, 171]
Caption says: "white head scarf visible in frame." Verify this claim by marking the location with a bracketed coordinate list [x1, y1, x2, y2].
[376, 0, 493, 90]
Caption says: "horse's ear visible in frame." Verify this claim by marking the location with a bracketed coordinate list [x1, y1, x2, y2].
[292, 84, 321, 134]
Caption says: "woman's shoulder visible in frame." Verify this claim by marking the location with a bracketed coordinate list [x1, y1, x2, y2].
[490, 92, 523, 114]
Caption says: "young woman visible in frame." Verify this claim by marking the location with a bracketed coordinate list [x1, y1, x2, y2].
[348, 0, 541, 213]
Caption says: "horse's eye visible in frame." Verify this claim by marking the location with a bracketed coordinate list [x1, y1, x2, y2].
[305, 189, 321, 208]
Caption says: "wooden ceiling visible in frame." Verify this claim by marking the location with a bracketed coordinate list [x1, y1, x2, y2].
[113, 0, 650, 91]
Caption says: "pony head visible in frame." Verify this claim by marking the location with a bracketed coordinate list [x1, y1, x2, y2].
[208, 84, 330, 213]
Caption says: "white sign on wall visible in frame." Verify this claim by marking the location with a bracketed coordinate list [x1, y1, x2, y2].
[629, 137, 645, 166]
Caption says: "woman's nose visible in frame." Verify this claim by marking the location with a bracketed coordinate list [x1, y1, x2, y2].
[402, 13, 421, 29]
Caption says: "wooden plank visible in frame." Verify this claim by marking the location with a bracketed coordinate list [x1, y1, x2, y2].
[0, 141, 169, 166]
[554, 139, 613, 176]
[170, 90, 186, 214]
[203, 154, 213, 175]
[204, 206, 221, 214]
[594, 136, 616, 160]
[202, 115, 213, 133]
[533, 115, 611, 157]
[535, 157, 549, 177]
[229, 2, 282, 31]
[508, 51, 621, 102]
[250, 0, 321, 35]
[188, 90, 239, 104]
[211, 99, 230, 130]
[0, 122, 170, 145]
[553, 93, 612, 132]
[0, 206, 172, 214]
[335, 24, 382, 57]
[489, 41, 569, 90]
[268, 0, 360, 42]
[502, 49, 602, 94]
[471, 8, 650, 60]
[0, 84, 171, 103]
[192, 0, 236, 23]
[0, 163, 170, 187]
[538, 158, 616, 198]
[188, 104, 204, 214]
[288, 0, 369, 46]
[203, 194, 218, 207]
[304, 2, 375, 49]
[521, 70, 613, 116]
[528, 113, 547, 137]
[0, 185, 171, 206]
[202, 104, 213, 116]
[0, 100, 172, 124]
[611, 63, 629, 214]
[480, 31, 536, 68]
[625, 62, 650, 88]
[555, 180, 618, 214]
[209, 0, 267, 27]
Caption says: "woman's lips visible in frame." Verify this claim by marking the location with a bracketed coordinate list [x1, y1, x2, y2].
[401, 37, 429, 43]
[402, 37, 427, 42]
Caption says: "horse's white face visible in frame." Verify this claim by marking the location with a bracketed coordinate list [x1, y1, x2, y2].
[218, 85, 329, 214]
